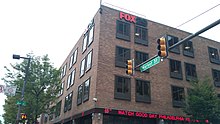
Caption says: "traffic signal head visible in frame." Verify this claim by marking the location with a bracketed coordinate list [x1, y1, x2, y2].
[21, 113, 27, 120]
[157, 37, 168, 58]
[126, 59, 134, 75]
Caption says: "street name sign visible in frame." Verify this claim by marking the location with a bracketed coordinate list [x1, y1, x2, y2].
[16, 101, 26, 106]
[140, 56, 160, 72]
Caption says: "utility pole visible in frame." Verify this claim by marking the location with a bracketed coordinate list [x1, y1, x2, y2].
[13, 54, 31, 124]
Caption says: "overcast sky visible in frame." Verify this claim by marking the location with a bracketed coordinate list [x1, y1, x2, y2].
[0, 0, 219, 122]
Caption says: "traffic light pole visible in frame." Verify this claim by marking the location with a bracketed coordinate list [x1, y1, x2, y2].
[169, 19, 220, 50]
[16, 58, 31, 124]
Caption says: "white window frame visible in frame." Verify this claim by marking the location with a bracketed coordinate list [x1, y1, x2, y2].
[86, 50, 92, 72]
[88, 26, 94, 46]
[80, 59, 86, 77]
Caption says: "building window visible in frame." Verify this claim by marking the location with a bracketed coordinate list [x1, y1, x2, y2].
[61, 63, 67, 78]
[82, 34, 88, 53]
[86, 50, 93, 72]
[114, 76, 131, 100]
[49, 114, 53, 121]
[80, 50, 93, 77]
[208, 47, 220, 64]
[136, 17, 147, 27]
[64, 92, 73, 112]
[116, 20, 130, 41]
[77, 84, 83, 105]
[169, 59, 183, 80]
[55, 101, 61, 117]
[212, 69, 220, 87]
[136, 79, 151, 103]
[88, 25, 94, 46]
[58, 81, 64, 96]
[64, 95, 68, 112]
[69, 49, 78, 68]
[44, 114, 48, 123]
[80, 58, 86, 77]
[218, 94, 220, 99]
[115, 46, 130, 68]
[83, 78, 90, 102]
[134, 26, 148, 46]
[67, 69, 75, 89]
[77, 78, 91, 105]
[49, 106, 55, 121]
[171, 86, 185, 107]
[167, 35, 180, 54]
[183, 41, 194, 57]
[135, 51, 149, 72]
[185, 63, 197, 81]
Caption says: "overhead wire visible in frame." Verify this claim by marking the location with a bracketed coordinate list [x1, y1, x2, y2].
[176, 3, 220, 28]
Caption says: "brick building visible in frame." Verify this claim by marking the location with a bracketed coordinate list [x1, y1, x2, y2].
[42, 5, 220, 124]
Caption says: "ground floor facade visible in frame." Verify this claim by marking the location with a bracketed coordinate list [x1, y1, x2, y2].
[46, 108, 211, 124]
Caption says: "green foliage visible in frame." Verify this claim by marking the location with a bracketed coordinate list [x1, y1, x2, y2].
[2, 53, 61, 124]
[183, 78, 220, 123]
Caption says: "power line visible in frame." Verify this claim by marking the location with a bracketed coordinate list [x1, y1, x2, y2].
[176, 3, 220, 28]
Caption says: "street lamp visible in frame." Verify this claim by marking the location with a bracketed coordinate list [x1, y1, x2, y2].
[13, 54, 31, 124]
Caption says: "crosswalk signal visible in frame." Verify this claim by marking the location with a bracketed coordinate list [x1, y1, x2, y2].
[157, 37, 168, 58]
[21, 113, 27, 120]
[126, 59, 134, 75]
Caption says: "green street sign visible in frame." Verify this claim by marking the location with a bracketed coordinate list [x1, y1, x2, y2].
[16, 101, 26, 106]
[140, 56, 161, 72]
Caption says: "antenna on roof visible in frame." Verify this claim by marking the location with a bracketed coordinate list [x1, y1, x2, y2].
[99, 0, 103, 14]
[102, 2, 146, 18]
[100, 0, 102, 7]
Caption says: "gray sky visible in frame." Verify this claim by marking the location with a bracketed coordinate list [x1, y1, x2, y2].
[0, 0, 219, 122]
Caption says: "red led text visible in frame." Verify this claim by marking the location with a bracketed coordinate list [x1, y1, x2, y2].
[120, 12, 136, 23]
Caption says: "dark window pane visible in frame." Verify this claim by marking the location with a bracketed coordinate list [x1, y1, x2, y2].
[185, 63, 197, 81]
[167, 35, 180, 54]
[183, 41, 194, 57]
[135, 51, 149, 72]
[77, 85, 83, 105]
[116, 20, 130, 41]
[136, 79, 151, 103]
[115, 46, 130, 68]
[208, 47, 220, 64]
[170, 59, 183, 80]
[114, 76, 131, 100]
[212, 69, 220, 87]
[83, 78, 90, 102]
[135, 26, 148, 45]
[172, 86, 185, 107]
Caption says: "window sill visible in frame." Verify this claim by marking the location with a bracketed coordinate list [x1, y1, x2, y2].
[173, 100, 185, 108]
[169, 48, 180, 54]
[183, 51, 194, 58]
[170, 72, 183, 80]
[136, 96, 151, 103]
[135, 39, 148, 46]
[186, 76, 197, 82]
[116, 34, 130, 41]
[210, 58, 220, 65]
[214, 81, 220, 87]
[114, 94, 131, 101]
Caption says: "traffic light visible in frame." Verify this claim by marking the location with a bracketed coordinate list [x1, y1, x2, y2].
[126, 59, 134, 75]
[157, 37, 168, 58]
[20, 113, 27, 120]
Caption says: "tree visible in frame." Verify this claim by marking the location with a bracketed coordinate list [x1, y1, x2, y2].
[183, 78, 220, 123]
[2, 53, 61, 124]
